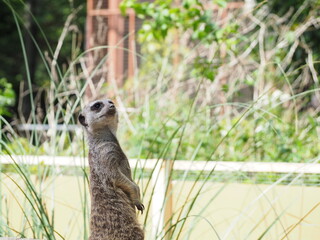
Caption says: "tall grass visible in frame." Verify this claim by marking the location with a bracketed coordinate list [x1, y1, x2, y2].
[0, 0, 320, 239]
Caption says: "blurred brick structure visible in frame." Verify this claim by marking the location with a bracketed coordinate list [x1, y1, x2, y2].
[85, 0, 246, 98]
[86, 0, 142, 97]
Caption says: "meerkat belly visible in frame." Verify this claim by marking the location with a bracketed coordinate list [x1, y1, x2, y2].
[89, 176, 141, 240]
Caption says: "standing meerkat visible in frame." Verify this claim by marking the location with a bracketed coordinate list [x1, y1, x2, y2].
[79, 99, 144, 240]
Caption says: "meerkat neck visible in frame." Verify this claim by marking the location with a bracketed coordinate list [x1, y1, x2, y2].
[87, 127, 119, 148]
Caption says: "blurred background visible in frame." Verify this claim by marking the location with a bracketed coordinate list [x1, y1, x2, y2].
[0, 0, 320, 239]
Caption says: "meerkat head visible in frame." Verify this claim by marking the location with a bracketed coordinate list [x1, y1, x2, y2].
[78, 99, 118, 136]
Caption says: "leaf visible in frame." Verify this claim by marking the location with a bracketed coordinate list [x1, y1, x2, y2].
[213, 0, 227, 8]
[0, 78, 15, 116]
[222, 84, 229, 92]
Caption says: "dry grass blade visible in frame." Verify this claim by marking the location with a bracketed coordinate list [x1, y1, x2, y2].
[280, 202, 320, 240]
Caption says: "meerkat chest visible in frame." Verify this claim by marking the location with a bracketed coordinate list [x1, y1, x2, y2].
[89, 143, 132, 180]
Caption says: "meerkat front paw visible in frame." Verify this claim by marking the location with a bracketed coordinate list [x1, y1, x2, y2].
[134, 200, 145, 214]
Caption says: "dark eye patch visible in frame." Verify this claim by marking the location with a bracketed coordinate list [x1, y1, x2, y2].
[108, 100, 114, 105]
[90, 102, 104, 112]
[78, 113, 88, 127]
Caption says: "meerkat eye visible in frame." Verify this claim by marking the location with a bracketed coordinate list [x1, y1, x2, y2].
[108, 100, 114, 105]
[91, 102, 103, 111]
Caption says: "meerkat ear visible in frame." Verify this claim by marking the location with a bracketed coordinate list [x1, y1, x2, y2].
[78, 113, 88, 127]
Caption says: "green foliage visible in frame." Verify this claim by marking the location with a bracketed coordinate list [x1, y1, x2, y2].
[121, 0, 236, 82]
[0, 1, 24, 88]
[121, 93, 319, 164]
[0, 0, 86, 96]
[192, 57, 218, 81]
[0, 78, 15, 116]
[259, 0, 320, 79]
[121, 0, 219, 43]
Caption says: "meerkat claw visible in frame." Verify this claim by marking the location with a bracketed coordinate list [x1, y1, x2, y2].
[136, 203, 145, 214]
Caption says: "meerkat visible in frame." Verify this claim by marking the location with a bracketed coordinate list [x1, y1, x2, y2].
[79, 99, 144, 240]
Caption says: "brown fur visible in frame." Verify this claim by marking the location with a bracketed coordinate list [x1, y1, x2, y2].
[79, 99, 144, 240]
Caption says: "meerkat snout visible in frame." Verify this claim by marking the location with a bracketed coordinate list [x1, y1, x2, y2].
[78, 99, 119, 135]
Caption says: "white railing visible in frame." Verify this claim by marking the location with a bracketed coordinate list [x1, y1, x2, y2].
[1, 155, 320, 174]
